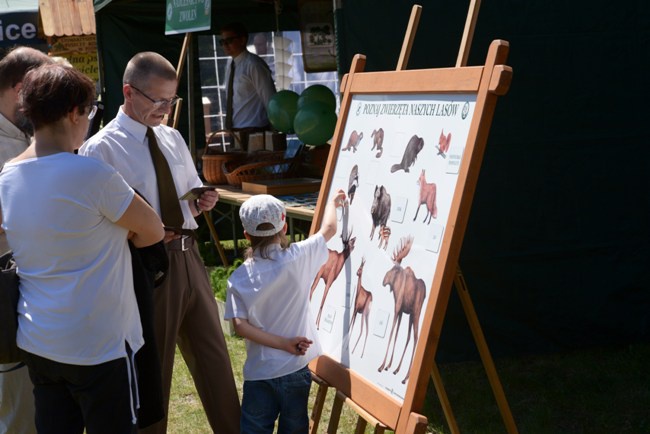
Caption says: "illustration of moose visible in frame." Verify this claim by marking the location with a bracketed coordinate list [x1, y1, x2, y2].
[348, 257, 372, 358]
[378, 236, 426, 384]
[342, 130, 363, 152]
[369, 185, 391, 246]
[310, 226, 356, 329]
[370, 128, 384, 158]
[413, 169, 437, 224]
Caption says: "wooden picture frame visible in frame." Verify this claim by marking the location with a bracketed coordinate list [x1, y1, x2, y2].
[307, 40, 512, 433]
[298, 0, 337, 72]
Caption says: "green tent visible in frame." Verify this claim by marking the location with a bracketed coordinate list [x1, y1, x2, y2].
[93, 0, 650, 361]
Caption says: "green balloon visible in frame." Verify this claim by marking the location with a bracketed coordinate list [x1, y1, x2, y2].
[267, 90, 299, 133]
[297, 84, 336, 112]
[294, 101, 337, 146]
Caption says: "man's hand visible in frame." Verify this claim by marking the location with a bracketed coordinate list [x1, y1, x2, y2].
[197, 189, 219, 212]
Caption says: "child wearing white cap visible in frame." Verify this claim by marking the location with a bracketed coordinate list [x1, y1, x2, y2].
[225, 190, 346, 433]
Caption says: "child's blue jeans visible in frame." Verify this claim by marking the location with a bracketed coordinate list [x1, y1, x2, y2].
[240, 365, 312, 434]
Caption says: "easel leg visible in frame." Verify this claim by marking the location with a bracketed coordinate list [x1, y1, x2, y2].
[455, 266, 519, 434]
[202, 210, 229, 266]
[430, 362, 460, 434]
[326, 391, 344, 434]
[310, 374, 329, 434]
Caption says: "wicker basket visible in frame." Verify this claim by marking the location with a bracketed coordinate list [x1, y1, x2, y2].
[201, 152, 246, 185]
[222, 151, 299, 187]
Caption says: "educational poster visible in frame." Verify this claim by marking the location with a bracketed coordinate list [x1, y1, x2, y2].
[309, 93, 476, 402]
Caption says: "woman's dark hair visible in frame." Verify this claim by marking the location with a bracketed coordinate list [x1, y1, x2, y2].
[20, 64, 95, 129]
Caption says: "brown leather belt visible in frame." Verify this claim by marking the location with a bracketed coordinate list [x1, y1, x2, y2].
[167, 235, 195, 252]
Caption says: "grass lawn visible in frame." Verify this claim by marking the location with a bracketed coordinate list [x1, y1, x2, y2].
[167, 333, 649, 433]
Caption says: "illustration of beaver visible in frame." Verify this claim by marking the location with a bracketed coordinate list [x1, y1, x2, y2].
[390, 134, 424, 173]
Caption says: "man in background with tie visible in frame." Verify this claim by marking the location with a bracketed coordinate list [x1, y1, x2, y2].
[220, 22, 276, 133]
[80, 51, 240, 434]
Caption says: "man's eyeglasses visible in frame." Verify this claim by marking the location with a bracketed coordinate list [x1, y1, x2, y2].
[219, 36, 239, 46]
[129, 84, 180, 109]
[87, 103, 98, 120]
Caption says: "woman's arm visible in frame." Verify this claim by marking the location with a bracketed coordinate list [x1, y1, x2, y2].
[116, 194, 165, 248]
[232, 318, 312, 356]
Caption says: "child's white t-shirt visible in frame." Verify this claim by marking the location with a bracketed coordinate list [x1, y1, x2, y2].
[225, 233, 328, 381]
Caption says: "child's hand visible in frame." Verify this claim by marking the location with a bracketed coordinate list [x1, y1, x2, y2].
[286, 337, 313, 355]
[332, 189, 347, 208]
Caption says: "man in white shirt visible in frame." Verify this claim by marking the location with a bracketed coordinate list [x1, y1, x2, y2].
[220, 22, 276, 131]
[0, 46, 52, 434]
[80, 51, 240, 434]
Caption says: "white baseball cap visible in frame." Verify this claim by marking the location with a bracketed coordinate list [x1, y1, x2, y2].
[239, 194, 286, 237]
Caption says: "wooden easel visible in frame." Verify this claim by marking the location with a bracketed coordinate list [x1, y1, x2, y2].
[308, 3, 517, 433]
[171, 32, 230, 267]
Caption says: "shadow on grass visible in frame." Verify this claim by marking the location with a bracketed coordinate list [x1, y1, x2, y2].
[424, 343, 650, 433]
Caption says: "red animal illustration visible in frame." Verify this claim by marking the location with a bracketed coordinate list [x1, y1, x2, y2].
[348, 257, 372, 358]
[310, 227, 356, 329]
[378, 236, 426, 384]
[370, 128, 384, 158]
[413, 169, 437, 224]
[342, 130, 363, 152]
[436, 129, 451, 157]
[378, 225, 391, 250]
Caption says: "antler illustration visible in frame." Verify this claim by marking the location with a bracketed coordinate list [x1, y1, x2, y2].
[391, 235, 414, 264]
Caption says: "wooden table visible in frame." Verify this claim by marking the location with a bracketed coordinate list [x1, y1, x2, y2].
[209, 185, 319, 259]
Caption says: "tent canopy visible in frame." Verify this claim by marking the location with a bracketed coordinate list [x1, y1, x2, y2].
[92, 0, 650, 361]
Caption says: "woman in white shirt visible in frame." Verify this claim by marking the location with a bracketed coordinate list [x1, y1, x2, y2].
[0, 64, 164, 433]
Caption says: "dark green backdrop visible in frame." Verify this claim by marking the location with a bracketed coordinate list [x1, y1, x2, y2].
[94, 0, 650, 361]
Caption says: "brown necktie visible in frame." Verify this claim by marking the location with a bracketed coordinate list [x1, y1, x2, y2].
[146, 127, 184, 227]
[225, 60, 235, 130]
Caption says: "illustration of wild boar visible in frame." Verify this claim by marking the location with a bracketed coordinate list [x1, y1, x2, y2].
[370, 185, 391, 241]
[390, 135, 424, 173]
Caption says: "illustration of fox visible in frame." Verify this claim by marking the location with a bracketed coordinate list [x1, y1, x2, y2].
[436, 130, 451, 158]
[413, 169, 437, 224]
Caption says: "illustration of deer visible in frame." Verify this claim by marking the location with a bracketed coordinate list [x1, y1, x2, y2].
[378, 236, 426, 384]
[310, 226, 356, 329]
[413, 169, 437, 224]
[348, 257, 372, 358]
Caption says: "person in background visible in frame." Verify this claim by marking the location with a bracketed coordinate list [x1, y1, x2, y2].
[0, 63, 164, 433]
[80, 51, 240, 434]
[252, 33, 276, 81]
[0, 45, 53, 434]
[220, 22, 276, 132]
[225, 190, 346, 433]
[253, 33, 270, 56]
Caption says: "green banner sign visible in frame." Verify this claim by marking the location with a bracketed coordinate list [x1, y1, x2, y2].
[165, 0, 211, 35]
